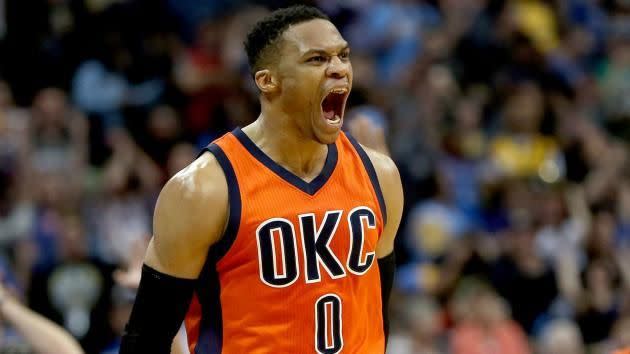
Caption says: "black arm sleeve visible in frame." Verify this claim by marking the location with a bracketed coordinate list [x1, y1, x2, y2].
[378, 251, 395, 345]
[119, 265, 195, 354]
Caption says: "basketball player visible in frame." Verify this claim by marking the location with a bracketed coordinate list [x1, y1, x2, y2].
[120, 5, 403, 354]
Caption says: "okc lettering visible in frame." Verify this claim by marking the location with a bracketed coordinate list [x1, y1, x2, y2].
[255, 206, 377, 288]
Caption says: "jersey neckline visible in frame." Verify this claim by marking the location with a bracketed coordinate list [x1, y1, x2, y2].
[232, 127, 338, 196]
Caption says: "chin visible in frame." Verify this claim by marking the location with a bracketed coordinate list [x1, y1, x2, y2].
[314, 129, 341, 145]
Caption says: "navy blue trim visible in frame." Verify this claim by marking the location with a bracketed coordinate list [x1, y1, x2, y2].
[194, 253, 222, 354]
[192, 143, 243, 354]
[201, 144, 242, 260]
[346, 135, 388, 225]
[232, 127, 338, 196]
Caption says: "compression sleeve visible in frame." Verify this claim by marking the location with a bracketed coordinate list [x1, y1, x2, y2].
[378, 251, 395, 344]
[119, 265, 195, 354]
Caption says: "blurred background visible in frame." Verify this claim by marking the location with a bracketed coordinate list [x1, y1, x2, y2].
[0, 0, 629, 353]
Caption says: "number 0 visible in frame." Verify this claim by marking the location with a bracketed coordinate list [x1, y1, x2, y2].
[315, 294, 343, 354]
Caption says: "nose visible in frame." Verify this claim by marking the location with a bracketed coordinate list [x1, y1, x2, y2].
[326, 55, 349, 79]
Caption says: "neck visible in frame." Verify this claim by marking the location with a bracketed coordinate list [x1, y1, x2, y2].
[241, 107, 330, 181]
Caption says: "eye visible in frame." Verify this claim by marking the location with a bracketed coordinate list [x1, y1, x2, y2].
[339, 51, 350, 60]
[308, 55, 327, 63]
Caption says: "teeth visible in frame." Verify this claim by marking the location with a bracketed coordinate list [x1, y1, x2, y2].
[330, 88, 347, 94]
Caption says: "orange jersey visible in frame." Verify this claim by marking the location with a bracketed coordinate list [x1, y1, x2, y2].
[185, 128, 387, 354]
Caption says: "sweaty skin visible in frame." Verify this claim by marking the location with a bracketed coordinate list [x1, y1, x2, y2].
[144, 152, 228, 279]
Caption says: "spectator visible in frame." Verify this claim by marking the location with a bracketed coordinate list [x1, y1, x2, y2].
[89, 128, 159, 265]
[492, 219, 559, 334]
[450, 284, 531, 354]
[0, 82, 33, 248]
[488, 82, 563, 181]
[387, 295, 444, 354]
[27, 212, 116, 353]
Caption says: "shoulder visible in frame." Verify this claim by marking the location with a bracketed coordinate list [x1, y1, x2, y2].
[154, 151, 229, 248]
[342, 131, 399, 187]
[359, 144, 404, 255]
[361, 145, 401, 192]
[145, 151, 230, 277]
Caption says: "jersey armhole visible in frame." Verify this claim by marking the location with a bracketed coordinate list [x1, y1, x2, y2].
[345, 135, 388, 226]
[198, 143, 242, 261]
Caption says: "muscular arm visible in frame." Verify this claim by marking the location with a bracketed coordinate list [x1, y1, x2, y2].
[144, 152, 228, 277]
[120, 152, 229, 353]
[363, 146, 403, 345]
[364, 148, 404, 258]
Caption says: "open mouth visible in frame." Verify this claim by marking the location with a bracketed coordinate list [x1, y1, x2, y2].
[321, 88, 348, 125]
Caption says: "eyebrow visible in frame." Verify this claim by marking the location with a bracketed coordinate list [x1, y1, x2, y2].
[302, 44, 350, 57]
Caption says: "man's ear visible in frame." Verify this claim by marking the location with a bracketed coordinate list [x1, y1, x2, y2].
[254, 69, 278, 93]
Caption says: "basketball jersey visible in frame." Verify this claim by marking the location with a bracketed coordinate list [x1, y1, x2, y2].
[185, 127, 387, 354]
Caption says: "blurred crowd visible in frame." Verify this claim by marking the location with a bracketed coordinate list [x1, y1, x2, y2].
[0, 0, 630, 353]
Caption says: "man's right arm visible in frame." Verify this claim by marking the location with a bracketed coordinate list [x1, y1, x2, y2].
[120, 152, 229, 354]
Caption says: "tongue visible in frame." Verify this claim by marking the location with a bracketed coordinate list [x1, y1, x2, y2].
[323, 109, 335, 120]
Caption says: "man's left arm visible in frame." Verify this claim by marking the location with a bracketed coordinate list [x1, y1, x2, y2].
[369, 151, 403, 258]
[364, 148, 404, 343]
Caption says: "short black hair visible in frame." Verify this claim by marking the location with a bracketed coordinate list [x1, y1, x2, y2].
[244, 5, 330, 74]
